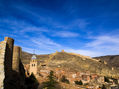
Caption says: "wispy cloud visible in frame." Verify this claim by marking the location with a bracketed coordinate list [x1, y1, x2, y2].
[12, 2, 90, 31]
[20, 27, 48, 33]
[84, 35, 119, 56]
[24, 35, 101, 57]
[22, 47, 34, 53]
[15, 34, 119, 57]
[54, 19, 90, 30]
[65, 35, 119, 57]
[31, 36, 62, 51]
[52, 31, 79, 37]
[27, 36, 100, 57]
[86, 35, 119, 48]
[0, 17, 48, 37]
[72, 19, 90, 29]
[65, 49, 102, 57]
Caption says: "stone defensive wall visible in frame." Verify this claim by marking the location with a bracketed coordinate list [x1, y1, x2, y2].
[12, 46, 22, 72]
[0, 37, 26, 89]
[0, 40, 7, 89]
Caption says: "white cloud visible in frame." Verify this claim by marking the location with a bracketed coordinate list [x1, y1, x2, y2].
[74, 19, 90, 29]
[86, 35, 119, 48]
[22, 47, 34, 53]
[21, 35, 119, 57]
[65, 49, 102, 57]
[85, 35, 119, 56]
[27, 36, 102, 57]
[52, 31, 79, 37]
[22, 46, 48, 54]
[31, 36, 62, 51]
[20, 26, 48, 33]
[54, 19, 90, 30]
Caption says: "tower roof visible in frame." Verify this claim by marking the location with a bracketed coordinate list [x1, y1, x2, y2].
[31, 54, 37, 60]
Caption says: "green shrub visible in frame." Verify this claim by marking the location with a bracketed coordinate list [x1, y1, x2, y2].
[75, 80, 83, 85]
[104, 76, 110, 83]
[43, 71, 57, 89]
[102, 84, 106, 89]
[60, 75, 70, 84]
[25, 73, 39, 89]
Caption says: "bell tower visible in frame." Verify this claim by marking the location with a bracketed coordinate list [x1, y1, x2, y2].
[29, 54, 37, 75]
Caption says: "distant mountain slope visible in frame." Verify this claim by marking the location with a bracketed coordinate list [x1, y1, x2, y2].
[94, 55, 119, 68]
[47, 52, 119, 77]
[21, 51, 32, 64]
[21, 51, 119, 78]
[21, 51, 49, 64]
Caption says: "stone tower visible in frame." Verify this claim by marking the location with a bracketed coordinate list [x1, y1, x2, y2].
[12, 46, 22, 72]
[4, 37, 14, 74]
[29, 54, 37, 75]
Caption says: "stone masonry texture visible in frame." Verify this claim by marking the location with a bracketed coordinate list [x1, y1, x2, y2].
[0, 41, 7, 89]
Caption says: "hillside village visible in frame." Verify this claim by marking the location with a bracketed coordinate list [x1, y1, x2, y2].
[23, 51, 119, 89]
[22, 48, 119, 88]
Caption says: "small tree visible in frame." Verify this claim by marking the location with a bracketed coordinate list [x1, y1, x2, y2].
[104, 76, 109, 83]
[25, 73, 39, 89]
[43, 71, 57, 89]
[60, 75, 70, 84]
[30, 73, 39, 83]
[102, 84, 106, 89]
[75, 80, 83, 85]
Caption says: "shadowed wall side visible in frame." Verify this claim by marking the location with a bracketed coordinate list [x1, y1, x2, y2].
[12, 46, 21, 72]
[4, 37, 14, 74]
[4, 37, 14, 89]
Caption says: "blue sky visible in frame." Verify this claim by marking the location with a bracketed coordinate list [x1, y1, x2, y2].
[0, 0, 119, 57]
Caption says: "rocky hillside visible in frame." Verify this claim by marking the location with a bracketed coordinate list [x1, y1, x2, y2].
[21, 51, 32, 64]
[94, 55, 119, 68]
[21, 51, 119, 78]
[21, 51, 49, 64]
[47, 52, 119, 77]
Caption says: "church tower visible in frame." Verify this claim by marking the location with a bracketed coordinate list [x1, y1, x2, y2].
[29, 54, 37, 75]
